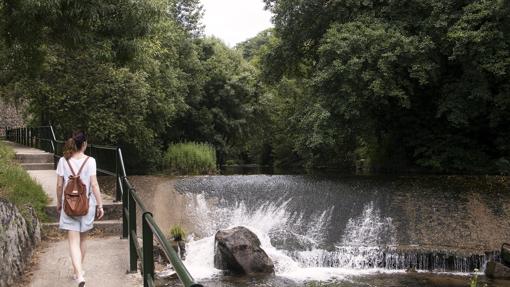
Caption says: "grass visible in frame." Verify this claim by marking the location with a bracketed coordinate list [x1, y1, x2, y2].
[163, 142, 217, 175]
[0, 141, 49, 221]
[169, 224, 186, 241]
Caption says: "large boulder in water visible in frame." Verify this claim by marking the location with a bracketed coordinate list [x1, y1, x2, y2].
[214, 226, 274, 275]
[485, 261, 510, 279]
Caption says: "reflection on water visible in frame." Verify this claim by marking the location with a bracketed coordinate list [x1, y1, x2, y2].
[193, 272, 510, 287]
[131, 174, 510, 286]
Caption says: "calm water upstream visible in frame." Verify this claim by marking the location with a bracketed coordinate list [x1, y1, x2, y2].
[131, 174, 510, 287]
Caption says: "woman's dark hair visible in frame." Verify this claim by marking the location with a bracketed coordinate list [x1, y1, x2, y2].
[63, 130, 87, 159]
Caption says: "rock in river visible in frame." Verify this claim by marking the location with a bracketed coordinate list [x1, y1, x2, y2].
[214, 226, 274, 275]
[485, 261, 510, 279]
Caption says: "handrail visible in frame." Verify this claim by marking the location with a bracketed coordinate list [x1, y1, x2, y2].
[6, 126, 203, 287]
[145, 215, 202, 287]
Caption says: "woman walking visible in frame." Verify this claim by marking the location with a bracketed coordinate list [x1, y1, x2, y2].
[56, 131, 104, 286]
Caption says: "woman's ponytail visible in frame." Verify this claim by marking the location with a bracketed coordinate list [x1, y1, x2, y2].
[63, 130, 87, 159]
[63, 138, 77, 159]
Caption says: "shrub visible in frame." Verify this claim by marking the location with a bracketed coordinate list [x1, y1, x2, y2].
[163, 142, 217, 175]
[0, 142, 49, 220]
[169, 224, 186, 241]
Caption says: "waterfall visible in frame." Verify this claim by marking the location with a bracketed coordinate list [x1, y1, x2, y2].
[181, 194, 489, 281]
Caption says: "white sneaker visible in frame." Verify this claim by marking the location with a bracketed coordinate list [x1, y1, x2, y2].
[72, 271, 85, 280]
[75, 276, 85, 287]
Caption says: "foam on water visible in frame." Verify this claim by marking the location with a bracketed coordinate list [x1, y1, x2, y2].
[182, 193, 410, 281]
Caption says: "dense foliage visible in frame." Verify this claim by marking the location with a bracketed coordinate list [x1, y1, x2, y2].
[256, 0, 510, 173]
[0, 0, 261, 172]
[167, 38, 264, 164]
[1, 0, 508, 174]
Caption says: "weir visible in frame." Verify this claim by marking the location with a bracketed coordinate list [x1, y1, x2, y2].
[148, 174, 510, 283]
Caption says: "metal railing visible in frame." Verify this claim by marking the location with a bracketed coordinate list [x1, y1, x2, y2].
[5, 126, 58, 165]
[6, 126, 203, 287]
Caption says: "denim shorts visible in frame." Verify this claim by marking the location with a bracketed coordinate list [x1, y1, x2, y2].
[59, 200, 96, 232]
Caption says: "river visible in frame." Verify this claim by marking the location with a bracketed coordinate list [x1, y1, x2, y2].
[131, 174, 510, 286]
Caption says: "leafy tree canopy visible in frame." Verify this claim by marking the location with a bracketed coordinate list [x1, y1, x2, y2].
[0, 0, 199, 171]
[260, 0, 510, 173]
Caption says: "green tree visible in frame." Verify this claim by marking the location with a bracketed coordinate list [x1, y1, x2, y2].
[170, 0, 204, 36]
[261, 0, 510, 173]
[236, 29, 273, 63]
[167, 38, 264, 164]
[0, 0, 192, 172]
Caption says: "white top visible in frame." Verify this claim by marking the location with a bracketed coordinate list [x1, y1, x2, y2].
[56, 156, 97, 205]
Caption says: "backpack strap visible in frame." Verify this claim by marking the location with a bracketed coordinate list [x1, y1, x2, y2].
[65, 158, 77, 176]
[77, 156, 90, 176]
[65, 156, 90, 176]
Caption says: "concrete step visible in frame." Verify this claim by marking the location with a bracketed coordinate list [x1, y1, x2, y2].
[42, 220, 123, 239]
[44, 202, 123, 222]
[15, 153, 53, 163]
[21, 162, 54, 170]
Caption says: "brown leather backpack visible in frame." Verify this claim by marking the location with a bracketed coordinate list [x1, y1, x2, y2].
[64, 157, 90, 216]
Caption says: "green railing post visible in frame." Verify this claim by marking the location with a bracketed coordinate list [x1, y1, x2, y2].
[118, 148, 129, 239]
[38, 127, 42, 150]
[53, 140, 58, 169]
[115, 150, 121, 202]
[128, 188, 138, 272]
[121, 178, 128, 239]
[34, 128, 38, 149]
[142, 212, 155, 287]
[145, 216, 204, 287]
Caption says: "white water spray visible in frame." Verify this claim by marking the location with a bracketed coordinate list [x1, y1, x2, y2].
[182, 194, 406, 281]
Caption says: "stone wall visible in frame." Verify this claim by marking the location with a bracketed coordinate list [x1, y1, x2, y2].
[0, 198, 41, 287]
[0, 98, 25, 137]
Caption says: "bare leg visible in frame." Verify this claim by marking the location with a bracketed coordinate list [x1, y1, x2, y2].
[68, 231, 84, 278]
[80, 232, 87, 264]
